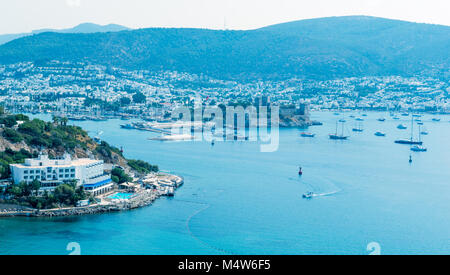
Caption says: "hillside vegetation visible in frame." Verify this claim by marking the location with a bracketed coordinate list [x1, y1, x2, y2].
[0, 16, 448, 80]
[0, 112, 158, 180]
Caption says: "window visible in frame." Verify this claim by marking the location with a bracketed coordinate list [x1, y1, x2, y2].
[65, 169, 70, 173]
[24, 176, 28, 180]
[71, 169, 75, 173]
[71, 174, 75, 178]
[24, 170, 29, 174]
[30, 170, 34, 174]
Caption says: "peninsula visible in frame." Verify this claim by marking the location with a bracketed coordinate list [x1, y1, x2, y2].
[0, 109, 183, 217]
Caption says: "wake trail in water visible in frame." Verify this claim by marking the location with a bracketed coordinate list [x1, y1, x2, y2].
[175, 199, 235, 255]
[298, 174, 342, 198]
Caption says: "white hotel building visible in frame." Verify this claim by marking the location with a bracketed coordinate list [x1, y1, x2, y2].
[10, 154, 113, 196]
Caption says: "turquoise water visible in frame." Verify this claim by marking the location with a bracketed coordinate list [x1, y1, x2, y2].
[0, 112, 449, 255]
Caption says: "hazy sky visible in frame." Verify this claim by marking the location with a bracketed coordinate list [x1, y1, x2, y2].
[1, 0, 449, 34]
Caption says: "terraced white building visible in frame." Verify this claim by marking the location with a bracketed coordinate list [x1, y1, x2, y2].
[10, 153, 113, 196]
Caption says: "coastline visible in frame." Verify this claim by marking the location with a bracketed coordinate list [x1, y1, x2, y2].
[0, 174, 184, 218]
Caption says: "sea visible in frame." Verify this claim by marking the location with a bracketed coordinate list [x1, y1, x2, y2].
[0, 111, 449, 255]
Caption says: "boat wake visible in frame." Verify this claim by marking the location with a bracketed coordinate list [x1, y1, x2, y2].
[300, 175, 342, 199]
[311, 191, 340, 198]
[176, 199, 235, 255]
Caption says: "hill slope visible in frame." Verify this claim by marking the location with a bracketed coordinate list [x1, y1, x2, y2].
[0, 16, 448, 80]
[0, 23, 130, 45]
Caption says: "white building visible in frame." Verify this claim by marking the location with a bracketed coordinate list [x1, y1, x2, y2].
[9, 154, 113, 196]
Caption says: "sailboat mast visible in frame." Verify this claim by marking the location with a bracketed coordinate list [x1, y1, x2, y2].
[410, 114, 414, 141]
[419, 125, 421, 143]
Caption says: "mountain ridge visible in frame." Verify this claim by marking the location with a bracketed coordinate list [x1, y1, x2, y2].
[0, 23, 130, 45]
[0, 16, 448, 80]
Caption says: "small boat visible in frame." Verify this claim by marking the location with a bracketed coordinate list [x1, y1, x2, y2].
[378, 118, 386, 122]
[412, 114, 422, 118]
[120, 124, 135, 129]
[301, 133, 316, 138]
[339, 119, 346, 123]
[333, 112, 340, 116]
[303, 192, 314, 199]
[362, 114, 368, 117]
[420, 131, 429, 135]
[417, 122, 424, 125]
[374, 132, 386, 137]
[352, 128, 363, 132]
[397, 124, 407, 130]
[329, 134, 348, 140]
[411, 146, 427, 152]
[401, 113, 409, 117]
[395, 139, 423, 145]
[393, 117, 400, 120]
[355, 118, 364, 121]
[432, 118, 441, 122]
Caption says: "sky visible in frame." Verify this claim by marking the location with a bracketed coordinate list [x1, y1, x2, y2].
[0, 0, 449, 34]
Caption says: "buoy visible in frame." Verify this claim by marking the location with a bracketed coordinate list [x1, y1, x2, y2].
[298, 167, 303, 176]
[409, 155, 413, 163]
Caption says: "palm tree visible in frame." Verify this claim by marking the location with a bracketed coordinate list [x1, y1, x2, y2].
[61, 117, 68, 127]
[52, 116, 60, 125]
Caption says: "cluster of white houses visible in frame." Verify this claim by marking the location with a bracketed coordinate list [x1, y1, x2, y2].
[9, 154, 114, 196]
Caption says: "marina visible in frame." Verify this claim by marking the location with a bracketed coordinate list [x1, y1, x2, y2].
[0, 111, 449, 255]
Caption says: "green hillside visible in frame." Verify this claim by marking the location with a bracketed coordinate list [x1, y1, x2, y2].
[0, 16, 448, 80]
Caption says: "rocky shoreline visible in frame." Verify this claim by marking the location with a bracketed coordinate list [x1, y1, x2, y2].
[0, 175, 184, 218]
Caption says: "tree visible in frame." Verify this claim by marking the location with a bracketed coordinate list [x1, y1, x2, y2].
[31, 179, 41, 196]
[111, 168, 132, 184]
[3, 128, 23, 143]
[52, 116, 60, 125]
[132, 92, 146, 104]
[54, 184, 76, 206]
[61, 117, 68, 127]
[120, 97, 131, 106]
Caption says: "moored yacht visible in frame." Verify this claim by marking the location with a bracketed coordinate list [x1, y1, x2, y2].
[301, 133, 316, 138]
[330, 121, 349, 140]
[411, 145, 427, 152]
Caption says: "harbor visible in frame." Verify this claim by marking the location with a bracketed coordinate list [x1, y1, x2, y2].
[1, 111, 449, 254]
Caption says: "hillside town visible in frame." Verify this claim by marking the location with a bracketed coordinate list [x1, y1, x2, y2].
[0, 61, 449, 122]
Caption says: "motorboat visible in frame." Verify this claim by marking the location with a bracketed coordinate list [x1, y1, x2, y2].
[411, 146, 427, 152]
[301, 133, 316, 138]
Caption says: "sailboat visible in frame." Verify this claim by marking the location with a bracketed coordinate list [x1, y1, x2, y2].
[330, 121, 349, 140]
[352, 121, 364, 132]
[395, 114, 423, 145]
[411, 125, 427, 152]
[411, 145, 427, 152]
